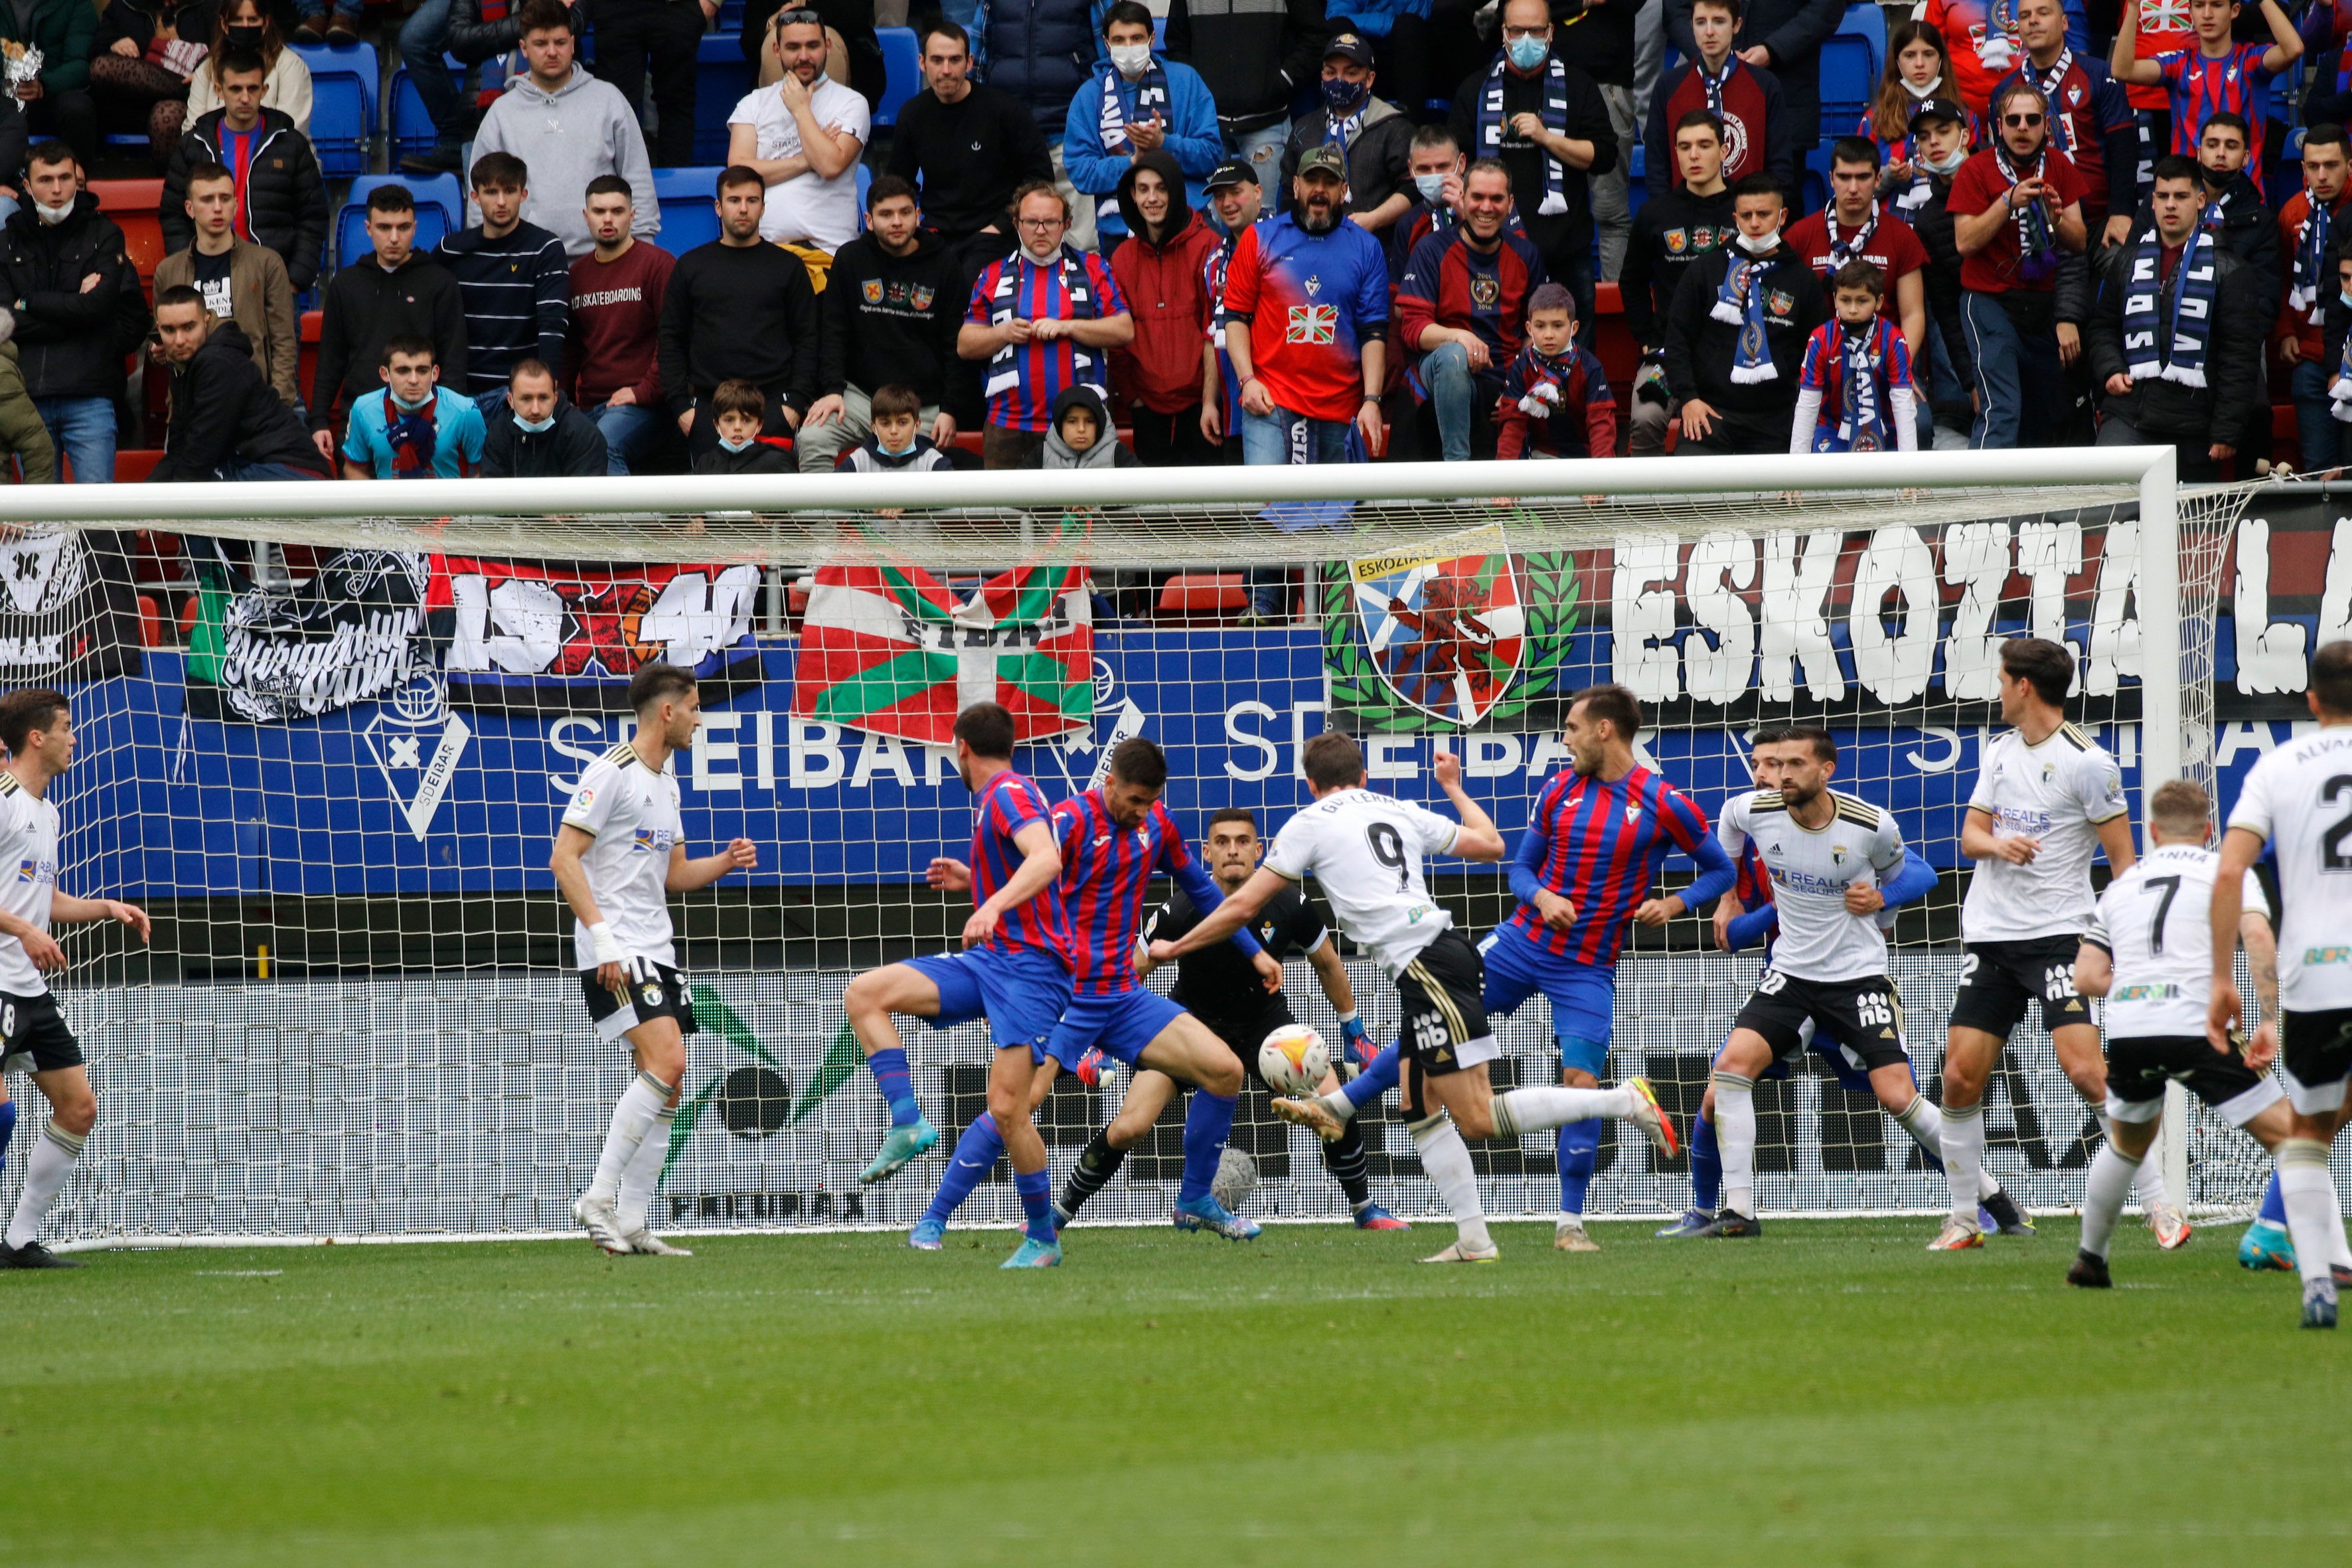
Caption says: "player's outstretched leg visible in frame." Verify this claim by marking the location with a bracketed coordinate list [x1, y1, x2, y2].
[1551, 1036, 1608, 1252]
[1694, 1065, 1764, 1239]
[2067, 1137, 2137, 1290]
[1325, 1113, 1403, 1228]
[2, 1067, 90, 1269]
[990, 1045, 1063, 1269]
[844, 963, 946, 1185]
[1410, 1110, 1496, 1263]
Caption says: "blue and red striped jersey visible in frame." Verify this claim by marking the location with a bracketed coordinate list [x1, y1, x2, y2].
[1502, 765, 1727, 967]
[1052, 791, 1198, 995]
[2158, 42, 2276, 189]
[964, 250, 1128, 433]
[970, 769, 1074, 967]
[1395, 224, 1549, 400]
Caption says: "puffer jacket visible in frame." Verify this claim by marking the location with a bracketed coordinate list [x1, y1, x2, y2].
[2085, 238, 2266, 447]
[980, 0, 1100, 137]
[0, 193, 137, 402]
[159, 107, 331, 291]
[1107, 150, 1219, 415]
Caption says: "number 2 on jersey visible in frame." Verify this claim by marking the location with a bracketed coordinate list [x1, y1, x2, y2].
[2322, 775, 2352, 871]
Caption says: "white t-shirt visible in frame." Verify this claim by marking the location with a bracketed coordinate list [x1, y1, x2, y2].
[2086, 842, 2267, 1038]
[1717, 788, 1906, 983]
[0, 772, 58, 996]
[1962, 724, 2128, 943]
[1264, 787, 1460, 979]
[2227, 725, 2352, 1012]
[559, 741, 682, 971]
[728, 77, 871, 252]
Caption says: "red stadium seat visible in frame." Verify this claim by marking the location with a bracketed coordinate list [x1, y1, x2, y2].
[90, 179, 167, 290]
[136, 593, 161, 648]
[1156, 572, 1245, 622]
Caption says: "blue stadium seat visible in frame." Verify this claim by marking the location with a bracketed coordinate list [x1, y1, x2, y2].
[1838, 1, 1886, 72]
[718, 0, 745, 30]
[653, 165, 724, 252]
[694, 32, 753, 165]
[1627, 143, 1645, 220]
[388, 54, 467, 162]
[336, 173, 462, 268]
[856, 160, 872, 230]
[876, 26, 920, 128]
[1816, 35, 1874, 139]
[291, 39, 379, 178]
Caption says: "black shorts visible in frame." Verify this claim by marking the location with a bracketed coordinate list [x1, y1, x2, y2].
[0, 992, 80, 1074]
[1397, 929, 1498, 1118]
[2280, 1007, 2352, 1114]
[1949, 937, 2094, 1038]
[1200, 1004, 1297, 1093]
[582, 957, 700, 1045]
[1732, 970, 1910, 1075]
[2104, 1032, 2283, 1127]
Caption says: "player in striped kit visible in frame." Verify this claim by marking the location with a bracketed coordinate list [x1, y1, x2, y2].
[844, 702, 1077, 1268]
[903, 738, 1277, 1248]
[1480, 684, 1735, 1251]
[2112, 0, 2300, 192]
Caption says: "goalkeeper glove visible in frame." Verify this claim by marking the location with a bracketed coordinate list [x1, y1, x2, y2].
[1633, 358, 1669, 408]
[1337, 1010, 1372, 1067]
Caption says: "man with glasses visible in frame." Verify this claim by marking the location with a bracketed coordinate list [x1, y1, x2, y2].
[1950, 79, 2088, 449]
[1991, 0, 2136, 248]
[959, 181, 1134, 469]
[885, 19, 1051, 272]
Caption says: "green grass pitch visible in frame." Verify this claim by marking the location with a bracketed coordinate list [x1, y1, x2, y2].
[13, 1217, 2351, 1567]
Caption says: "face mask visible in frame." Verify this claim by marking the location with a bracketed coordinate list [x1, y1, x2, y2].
[1321, 76, 1366, 112]
[391, 389, 433, 411]
[514, 412, 555, 433]
[226, 23, 265, 49]
[878, 431, 915, 455]
[2341, 288, 2352, 309]
[1109, 42, 1151, 76]
[1736, 227, 1780, 255]
[719, 434, 754, 453]
[33, 200, 69, 226]
[1506, 35, 1549, 71]
[1414, 172, 1447, 204]
[1921, 143, 1967, 175]
[1904, 73, 1942, 98]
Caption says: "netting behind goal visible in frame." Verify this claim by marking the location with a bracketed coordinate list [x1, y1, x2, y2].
[0, 456, 2309, 1243]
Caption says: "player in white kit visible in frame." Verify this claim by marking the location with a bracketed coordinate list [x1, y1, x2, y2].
[0, 688, 150, 1269]
[549, 664, 757, 1257]
[2210, 641, 2352, 1328]
[1936, 637, 2178, 1252]
[2067, 779, 2293, 1290]
[1152, 732, 1675, 1263]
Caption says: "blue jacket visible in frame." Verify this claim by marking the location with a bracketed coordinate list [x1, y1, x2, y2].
[1324, 0, 1429, 39]
[972, 0, 1104, 137]
[1064, 58, 1223, 238]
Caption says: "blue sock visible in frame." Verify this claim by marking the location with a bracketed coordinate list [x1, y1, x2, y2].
[2259, 1170, 2288, 1227]
[1691, 1111, 1721, 1213]
[1343, 1043, 1401, 1112]
[1178, 1088, 1239, 1203]
[0, 1099, 15, 1178]
[1014, 1165, 1054, 1243]
[1557, 1118, 1600, 1216]
[923, 1113, 1002, 1227]
[866, 1046, 919, 1129]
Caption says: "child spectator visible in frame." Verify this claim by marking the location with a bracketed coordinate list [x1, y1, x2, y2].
[1022, 385, 1140, 469]
[1792, 261, 1918, 453]
[341, 335, 488, 479]
[834, 382, 953, 473]
[690, 378, 796, 475]
[1493, 283, 1616, 459]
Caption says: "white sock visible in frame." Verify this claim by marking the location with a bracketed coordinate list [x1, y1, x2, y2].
[615, 1106, 677, 1235]
[1712, 1070, 1757, 1218]
[2080, 1142, 2139, 1260]
[1556, 1210, 1585, 1231]
[1897, 1098, 2001, 1200]
[1316, 1089, 1358, 1123]
[2132, 1152, 2171, 1213]
[2276, 1140, 2342, 1289]
[1411, 1113, 1491, 1253]
[1940, 1101, 1985, 1225]
[588, 1071, 671, 1206]
[5, 1120, 86, 1249]
[1490, 1084, 1626, 1137]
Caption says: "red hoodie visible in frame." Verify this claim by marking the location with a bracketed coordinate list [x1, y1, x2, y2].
[1109, 159, 1223, 416]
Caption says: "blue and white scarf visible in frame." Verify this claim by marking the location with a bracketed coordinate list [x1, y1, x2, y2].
[2292, 196, 2335, 323]
[1710, 248, 1778, 384]
[1475, 50, 1571, 217]
[984, 245, 1104, 403]
[2122, 224, 2217, 390]
[1827, 201, 1881, 269]
[1835, 320, 1893, 450]
[1995, 141, 2057, 285]
[1695, 54, 1736, 122]
[1095, 57, 1171, 225]
[2025, 48, 2074, 153]
[2330, 316, 2352, 422]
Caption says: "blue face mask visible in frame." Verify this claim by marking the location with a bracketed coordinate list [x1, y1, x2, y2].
[719, 434, 755, 453]
[1414, 172, 1447, 204]
[514, 412, 555, 433]
[1506, 35, 1549, 71]
[1321, 75, 1366, 112]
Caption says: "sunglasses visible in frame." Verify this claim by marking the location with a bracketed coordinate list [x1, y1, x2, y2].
[2002, 112, 2045, 127]
[771, 9, 822, 30]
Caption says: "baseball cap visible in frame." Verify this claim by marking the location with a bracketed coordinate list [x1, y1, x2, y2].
[1909, 96, 1967, 127]
[1204, 161, 1259, 191]
[1322, 30, 1375, 68]
[1297, 145, 1348, 181]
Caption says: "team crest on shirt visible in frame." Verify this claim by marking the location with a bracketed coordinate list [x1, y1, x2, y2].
[1469, 274, 1500, 309]
[1288, 303, 1338, 344]
[1344, 524, 1526, 726]
[1665, 228, 1689, 254]
[911, 285, 935, 310]
[1766, 289, 1794, 317]
[1720, 113, 1751, 176]
[862, 278, 884, 303]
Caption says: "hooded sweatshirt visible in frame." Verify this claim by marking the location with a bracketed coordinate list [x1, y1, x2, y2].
[470, 66, 661, 258]
[1108, 150, 1221, 416]
[1023, 384, 1141, 468]
[155, 321, 331, 481]
[819, 225, 973, 418]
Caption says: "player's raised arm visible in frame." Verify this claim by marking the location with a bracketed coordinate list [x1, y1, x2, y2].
[1432, 748, 1506, 860]
[667, 837, 758, 893]
[1153, 864, 1286, 960]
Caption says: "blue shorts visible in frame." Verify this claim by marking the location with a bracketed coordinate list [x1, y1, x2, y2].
[906, 946, 1073, 1060]
[1480, 927, 1616, 1052]
[1047, 986, 1188, 1071]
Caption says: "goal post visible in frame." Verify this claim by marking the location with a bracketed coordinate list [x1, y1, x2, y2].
[0, 447, 2288, 1247]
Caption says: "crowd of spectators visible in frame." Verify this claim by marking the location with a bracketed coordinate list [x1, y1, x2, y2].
[0, 0, 2335, 525]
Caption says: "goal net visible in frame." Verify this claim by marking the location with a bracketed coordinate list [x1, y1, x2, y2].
[0, 451, 2308, 1246]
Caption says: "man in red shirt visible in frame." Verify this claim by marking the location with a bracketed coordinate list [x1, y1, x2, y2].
[566, 174, 673, 475]
[1951, 77, 2088, 447]
[2278, 124, 2352, 471]
[1395, 159, 1547, 461]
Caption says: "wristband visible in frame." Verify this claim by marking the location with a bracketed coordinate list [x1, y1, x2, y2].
[1336, 1010, 1361, 1028]
[589, 921, 623, 967]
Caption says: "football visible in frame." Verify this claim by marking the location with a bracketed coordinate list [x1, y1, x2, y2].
[1257, 1024, 1330, 1096]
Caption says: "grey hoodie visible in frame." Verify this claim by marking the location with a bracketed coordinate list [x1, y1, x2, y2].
[469, 66, 661, 258]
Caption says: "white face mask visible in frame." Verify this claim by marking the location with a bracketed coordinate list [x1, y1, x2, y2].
[1921, 143, 1968, 175]
[1023, 240, 1062, 264]
[33, 200, 70, 226]
[719, 434, 755, 453]
[1903, 74, 1942, 98]
[1109, 42, 1152, 76]
[1736, 227, 1780, 255]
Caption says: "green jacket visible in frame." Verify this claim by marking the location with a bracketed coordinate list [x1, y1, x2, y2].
[0, 0, 98, 94]
[0, 341, 56, 484]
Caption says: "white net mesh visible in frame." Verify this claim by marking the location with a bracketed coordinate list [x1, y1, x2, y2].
[0, 462, 2309, 1243]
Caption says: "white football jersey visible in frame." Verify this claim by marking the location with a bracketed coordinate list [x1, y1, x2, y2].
[1962, 724, 2129, 943]
[2226, 726, 2352, 1012]
[0, 772, 58, 996]
[560, 742, 682, 971]
[2086, 843, 2267, 1039]
[1263, 787, 1460, 979]
[1717, 788, 1906, 982]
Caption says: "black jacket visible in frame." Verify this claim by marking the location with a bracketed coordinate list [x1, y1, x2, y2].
[1620, 183, 1736, 352]
[2085, 238, 2266, 447]
[1189, 0, 1322, 129]
[160, 107, 331, 291]
[883, 84, 1055, 243]
[447, 0, 582, 62]
[309, 251, 469, 431]
[2126, 170, 2280, 334]
[1661, 242, 1827, 413]
[694, 439, 798, 474]
[658, 239, 820, 417]
[0, 193, 138, 402]
[819, 229, 976, 421]
[1904, 169, 1975, 419]
[1447, 54, 1618, 264]
[479, 396, 607, 477]
[96, 0, 216, 54]
[1666, 0, 1845, 130]
[153, 320, 328, 480]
